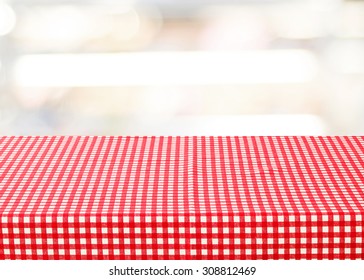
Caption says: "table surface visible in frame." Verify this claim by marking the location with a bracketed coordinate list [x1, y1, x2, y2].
[1, 136, 363, 217]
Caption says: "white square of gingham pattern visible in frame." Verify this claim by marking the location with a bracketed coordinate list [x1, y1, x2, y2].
[0, 214, 363, 260]
[0, 136, 364, 259]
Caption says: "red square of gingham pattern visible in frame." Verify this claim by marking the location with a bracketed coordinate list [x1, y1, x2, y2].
[0, 136, 363, 260]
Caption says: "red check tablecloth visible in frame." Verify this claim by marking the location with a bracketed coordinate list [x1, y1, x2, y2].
[0, 136, 363, 260]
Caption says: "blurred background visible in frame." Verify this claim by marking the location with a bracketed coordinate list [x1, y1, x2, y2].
[0, 0, 363, 135]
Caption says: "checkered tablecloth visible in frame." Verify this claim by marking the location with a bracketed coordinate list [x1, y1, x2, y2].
[0, 136, 363, 260]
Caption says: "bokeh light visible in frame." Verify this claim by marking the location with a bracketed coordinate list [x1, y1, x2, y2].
[0, 2, 16, 36]
[0, 0, 363, 135]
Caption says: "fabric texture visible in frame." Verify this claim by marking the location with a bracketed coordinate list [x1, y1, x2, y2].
[0, 136, 363, 260]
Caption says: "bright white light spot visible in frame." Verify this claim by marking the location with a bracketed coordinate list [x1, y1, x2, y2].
[14, 50, 318, 87]
[0, 2, 16, 36]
